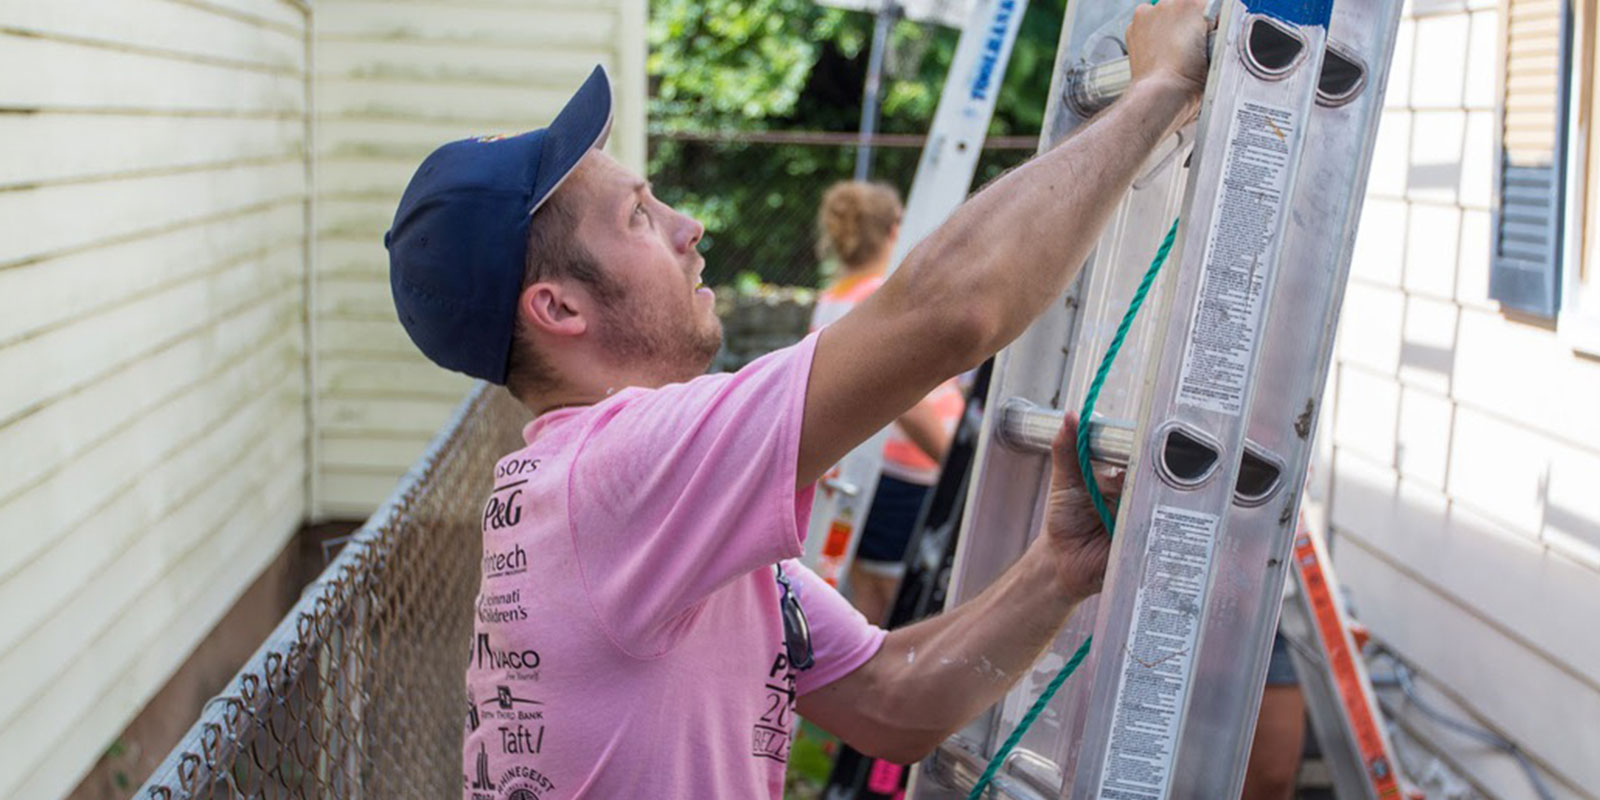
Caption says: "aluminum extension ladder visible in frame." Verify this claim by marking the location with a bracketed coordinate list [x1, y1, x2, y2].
[904, 0, 1408, 797]
[802, 0, 1032, 588]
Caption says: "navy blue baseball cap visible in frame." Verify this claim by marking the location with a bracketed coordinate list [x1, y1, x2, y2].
[385, 65, 613, 384]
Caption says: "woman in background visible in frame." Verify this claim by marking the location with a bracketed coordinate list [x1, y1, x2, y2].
[810, 180, 965, 624]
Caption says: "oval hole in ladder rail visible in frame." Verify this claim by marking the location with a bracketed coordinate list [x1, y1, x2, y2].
[1242, 16, 1307, 79]
[1159, 425, 1222, 487]
[1315, 43, 1366, 107]
[1233, 442, 1283, 506]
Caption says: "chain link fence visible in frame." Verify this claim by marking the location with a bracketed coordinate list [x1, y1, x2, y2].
[650, 131, 1037, 289]
[138, 385, 527, 800]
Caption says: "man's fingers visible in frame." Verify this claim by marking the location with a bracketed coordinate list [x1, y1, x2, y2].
[1053, 417, 1130, 492]
[1051, 412, 1086, 482]
[1092, 466, 1126, 494]
[1126, 0, 1212, 96]
[1090, 465, 1125, 508]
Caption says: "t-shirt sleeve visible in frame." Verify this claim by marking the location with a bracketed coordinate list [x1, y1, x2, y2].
[568, 334, 821, 657]
[786, 559, 887, 696]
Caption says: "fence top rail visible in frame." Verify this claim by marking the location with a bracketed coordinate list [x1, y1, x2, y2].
[652, 127, 1041, 150]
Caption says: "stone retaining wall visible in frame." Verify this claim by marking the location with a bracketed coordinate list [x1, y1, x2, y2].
[712, 286, 816, 371]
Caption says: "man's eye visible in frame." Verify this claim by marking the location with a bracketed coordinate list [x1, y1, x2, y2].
[633, 204, 646, 217]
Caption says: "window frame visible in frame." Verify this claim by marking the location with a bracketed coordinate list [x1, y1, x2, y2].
[1559, 0, 1600, 354]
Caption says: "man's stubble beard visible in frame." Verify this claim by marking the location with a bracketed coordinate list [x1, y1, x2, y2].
[598, 289, 723, 383]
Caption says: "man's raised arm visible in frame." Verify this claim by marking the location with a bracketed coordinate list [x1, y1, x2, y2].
[797, 0, 1209, 487]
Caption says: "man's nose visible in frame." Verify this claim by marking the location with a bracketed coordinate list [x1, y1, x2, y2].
[675, 213, 705, 254]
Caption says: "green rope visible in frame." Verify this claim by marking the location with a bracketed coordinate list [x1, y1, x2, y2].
[963, 637, 1094, 799]
[965, 217, 1178, 799]
[1076, 217, 1180, 534]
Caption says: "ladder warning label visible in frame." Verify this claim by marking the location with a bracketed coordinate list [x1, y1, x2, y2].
[1096, 505, 1221, 800]
[1177, 101, 1297, 416]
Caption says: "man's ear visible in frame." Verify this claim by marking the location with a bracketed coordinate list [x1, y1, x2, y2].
[518, 281, 588, 339]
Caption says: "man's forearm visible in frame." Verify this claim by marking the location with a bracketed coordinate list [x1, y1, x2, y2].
[794, 74, 1198, 489]
[881, 78, 1195, 370]
[796, 415, 1120, 762]
[796, 537, 1081, 762]
[867, 537, 1084, 750]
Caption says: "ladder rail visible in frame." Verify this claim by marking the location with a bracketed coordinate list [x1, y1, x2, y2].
[1223, 0, 1408, 794]
[1281, 523, 1405, 798]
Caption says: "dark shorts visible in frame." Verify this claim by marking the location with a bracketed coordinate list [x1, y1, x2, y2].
[1265, 633, 1299, 686]
[856, 474, 931, 564]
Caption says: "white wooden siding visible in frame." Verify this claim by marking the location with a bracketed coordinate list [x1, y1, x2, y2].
[0, 2, 311, 798]
[311, 0, 647, 518]
[0, 0, 645, 794]
[1325, 0, 1600, 795]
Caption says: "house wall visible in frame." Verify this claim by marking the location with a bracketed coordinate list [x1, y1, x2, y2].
[1325, 0, 1600, 795]
[310, 0, 648, 517]
[0, 0, 646, 794]
[0, 1, 313, 797]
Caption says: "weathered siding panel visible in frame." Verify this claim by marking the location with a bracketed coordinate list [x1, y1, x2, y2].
[0, 2, 310, 797]
[1326, 0, 1600, 795]
[0, 34, 305, 115]
[311, 0, 647, 518]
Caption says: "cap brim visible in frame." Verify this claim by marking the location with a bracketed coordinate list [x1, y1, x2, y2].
[531, 65, 614, 216]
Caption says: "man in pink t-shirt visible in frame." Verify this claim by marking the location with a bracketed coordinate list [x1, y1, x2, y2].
[385, 3, 1208, 797]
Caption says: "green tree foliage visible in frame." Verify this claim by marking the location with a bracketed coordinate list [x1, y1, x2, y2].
[648, 0, 855, 129]
[647, 0, 1066, 287]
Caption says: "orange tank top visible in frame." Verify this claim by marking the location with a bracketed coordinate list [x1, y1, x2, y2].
[809, 272, 885, 332]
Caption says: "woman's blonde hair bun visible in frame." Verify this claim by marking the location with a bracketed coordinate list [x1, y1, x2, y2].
[817, 180, 903, 268]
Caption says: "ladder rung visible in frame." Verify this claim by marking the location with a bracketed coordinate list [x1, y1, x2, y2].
[1065, 31, 1218, 117]
[1066, 57, 1133, 116]
[996, 398, 1135, 465]
[927, 738, 1059, 800]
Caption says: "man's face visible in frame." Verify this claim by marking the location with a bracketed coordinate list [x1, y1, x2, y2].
[563, 151, 722, 382]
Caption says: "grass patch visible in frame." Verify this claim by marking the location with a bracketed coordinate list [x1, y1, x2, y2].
[785, 719, 840, 800]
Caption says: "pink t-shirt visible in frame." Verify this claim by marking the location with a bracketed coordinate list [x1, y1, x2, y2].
[462, 333, 886, 800]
